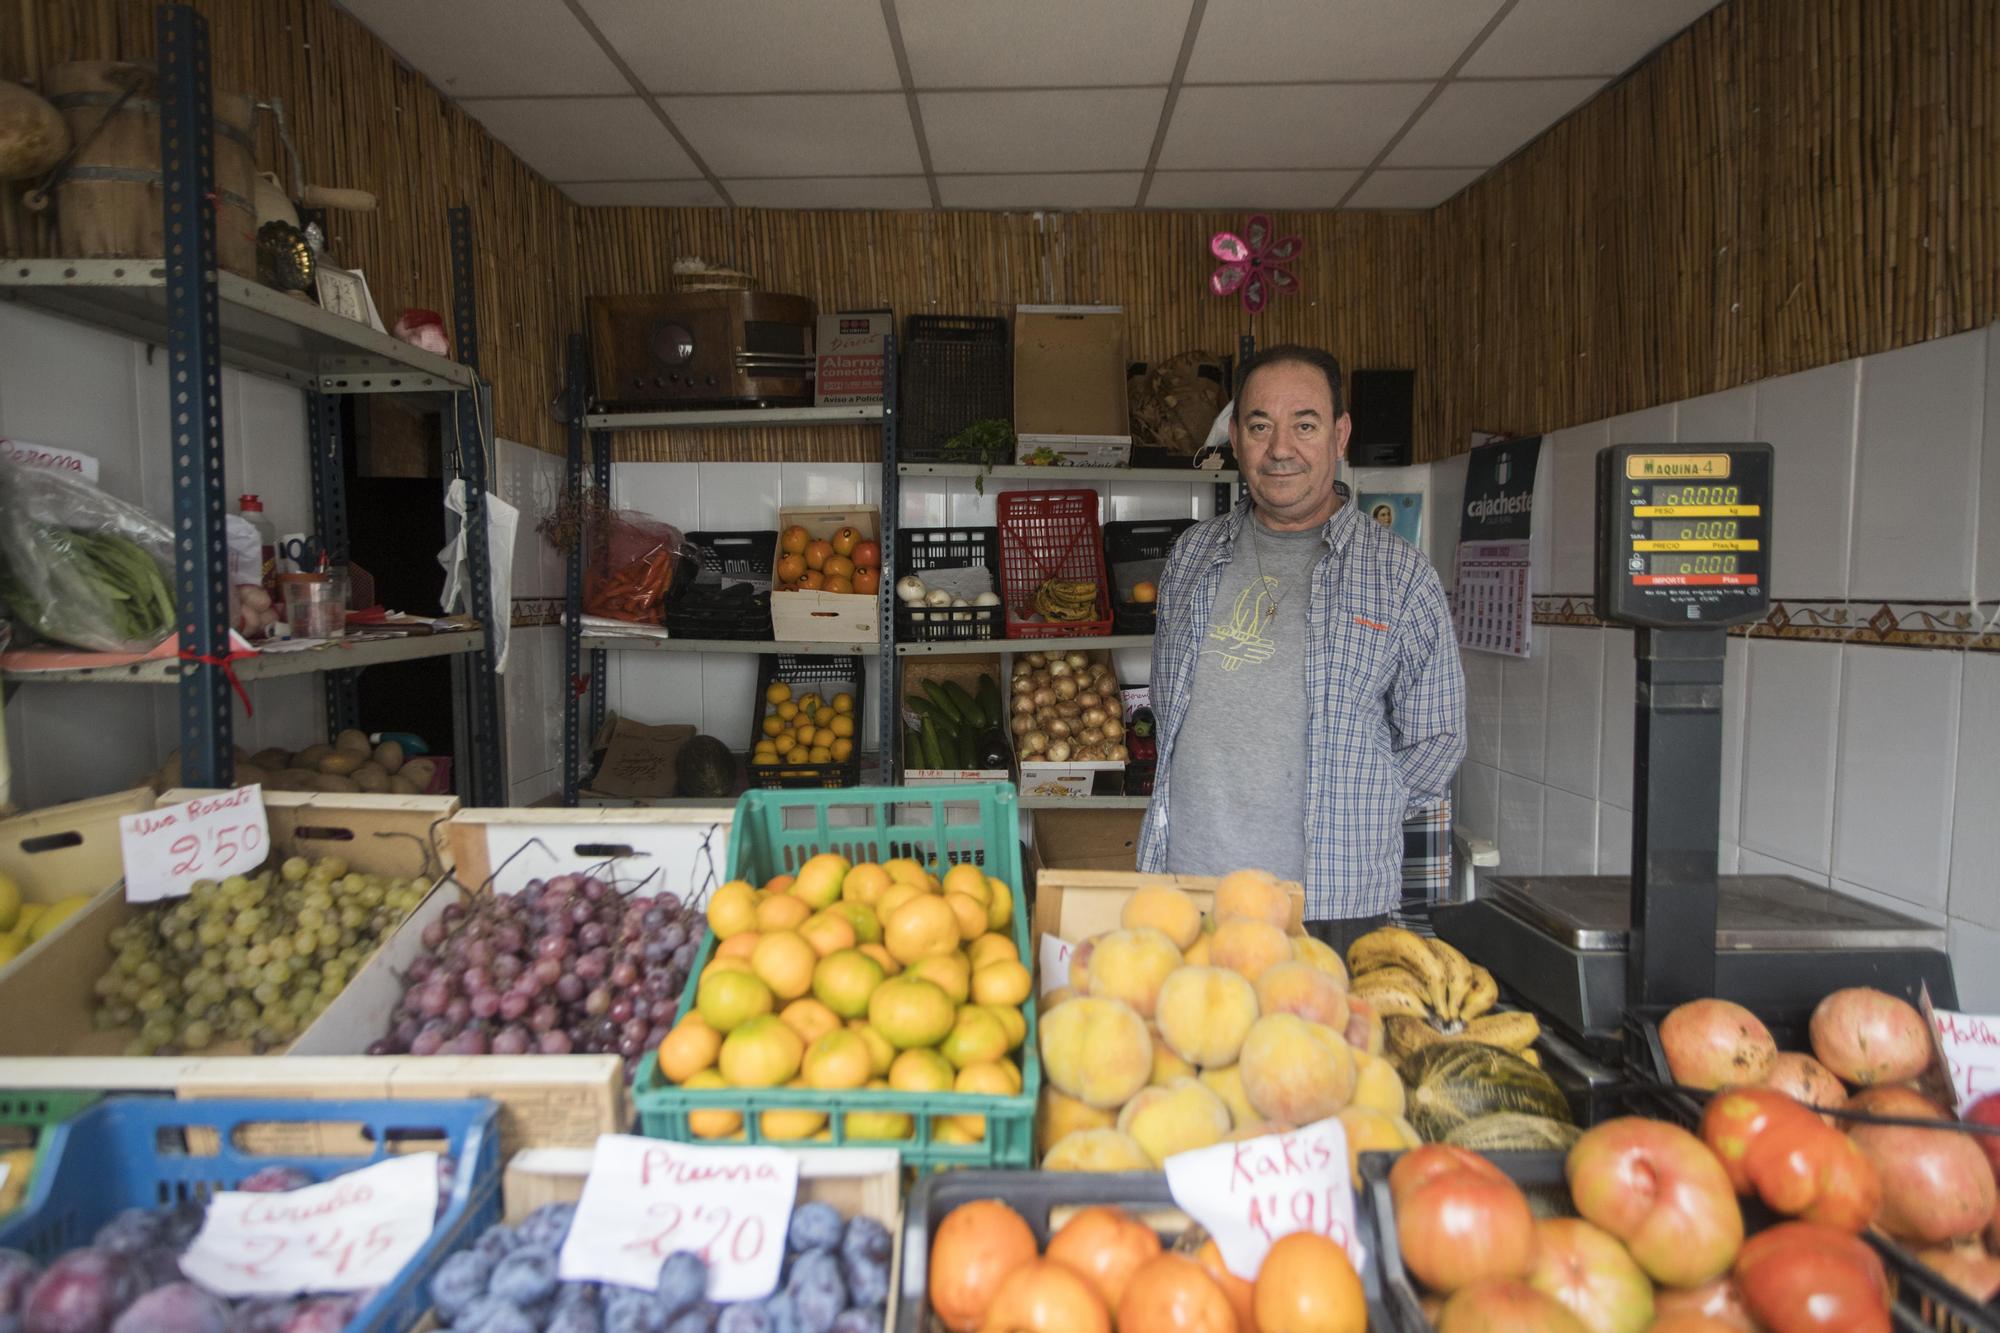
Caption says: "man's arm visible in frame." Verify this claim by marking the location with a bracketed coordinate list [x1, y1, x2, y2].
[1390, 564, 1466, 813]
[1135, 535, 1194, 873]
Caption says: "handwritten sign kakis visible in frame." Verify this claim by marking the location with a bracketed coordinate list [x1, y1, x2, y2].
[557, 1135, 799, 1298]
[1164, 1117, 1365, 1278]
[120, 785, 270, 903]
[177, 1153, 439, 1297]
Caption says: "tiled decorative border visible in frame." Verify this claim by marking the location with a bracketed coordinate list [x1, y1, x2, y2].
[510, 597, 564, 628]
[1531, 596, 2000, 652]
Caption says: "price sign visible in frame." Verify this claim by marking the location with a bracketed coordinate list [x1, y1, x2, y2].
[558, 1134, 798, 1298]
[1928, 1008, 2000, 1113]
[120, 785, 270, 903]
[1164, 1117, 1365, 1279]
[1038, 934, 1073, 996]
[177, 1153, 438, 1297]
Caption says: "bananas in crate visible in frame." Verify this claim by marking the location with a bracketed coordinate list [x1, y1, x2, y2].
[1346, 926, 1538, 1063]
[1033, 577, 1099, 622]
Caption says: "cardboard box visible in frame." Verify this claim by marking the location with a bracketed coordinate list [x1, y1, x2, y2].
[1015, 646, 1127, 797]
[587, 715, 695, 799]
[1013, 305, 1133, 445]
[0, 786, 155, 974]
[770, 505, 881, 644]
[1030, 807, 1146, 874]
[901, 654, 1011, 785]
[814, 308, 892, 407]
[1031, 868, 1308, 963]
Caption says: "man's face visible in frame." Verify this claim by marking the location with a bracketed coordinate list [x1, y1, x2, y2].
[1229, 360, 1350, 528]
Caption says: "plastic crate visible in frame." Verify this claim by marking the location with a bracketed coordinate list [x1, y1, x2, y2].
[1104, 517, 1194, 635]
[895, 527, 1003, 642]
[747, 654, 868, 790]
[897, 1169, 1393, 1333]
[634, 782, 1040, 1169]
[996, 490, 1113, 638]
[0, 1090, 101, 1220]
[667, 529, 776, 641]
[0, 1095, 502, 1333]
[899, 315, 1012, 464]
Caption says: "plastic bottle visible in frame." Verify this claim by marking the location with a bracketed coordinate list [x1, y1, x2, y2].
[237, 494, 276, 594]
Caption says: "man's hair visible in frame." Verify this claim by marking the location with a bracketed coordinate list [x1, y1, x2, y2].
[1233, 344, 1345, 420]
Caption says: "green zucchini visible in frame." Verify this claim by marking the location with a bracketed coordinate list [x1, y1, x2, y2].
[922, 679, 966, 724]
[975, 675, 1001, 730]
[919, 720, 945, 770]
[942, 680, 982, 729]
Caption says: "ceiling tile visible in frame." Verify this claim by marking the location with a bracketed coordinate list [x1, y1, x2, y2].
[726, 177, 933, 209]
[1145, 169, 1361, 210]
[938, 174, 1144, 210]
[663, 94, 922, 177]
[1343, 167, 1483, 209]
[920, 89, 1165, 174]
[1158, 84, 1427, 170]
[334, 0, 626, 95]
[578, 0, 901, 92]
[897, 0, 1188, 87]
[1383, 78, 1602, 166]
[1186, 0, 1504, 82]
[1461, 0, 1721, 76]
[562, 181, 727, 207]
[456, 97, 697, 181]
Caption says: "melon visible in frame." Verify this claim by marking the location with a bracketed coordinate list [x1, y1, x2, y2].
[1397, 1043, 1571, 1142]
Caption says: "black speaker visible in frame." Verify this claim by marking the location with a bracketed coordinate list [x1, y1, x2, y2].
[1349, 368, 1414, 467]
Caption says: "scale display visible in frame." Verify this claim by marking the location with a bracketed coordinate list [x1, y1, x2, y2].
[1595, 443, 1773, 627]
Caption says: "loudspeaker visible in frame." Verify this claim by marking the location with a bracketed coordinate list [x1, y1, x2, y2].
[1349, 368, 1414, 467]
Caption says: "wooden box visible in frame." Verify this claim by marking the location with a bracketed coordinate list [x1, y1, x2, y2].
[901, 653, 1011, 784]
[770, 505, 881, 644]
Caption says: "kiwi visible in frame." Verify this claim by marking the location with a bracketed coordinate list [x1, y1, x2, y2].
[313, 773, 360, 793]
[387, 774, 420, 795]
[371, 740, 405, 775]
[399, 757, 437, 790]
[350, 762, 389, 793]
[294, 743, 335, 770]
[250, 747, 292, 772]
[334, 728, 373, 755]
[318, 751, 365, 776]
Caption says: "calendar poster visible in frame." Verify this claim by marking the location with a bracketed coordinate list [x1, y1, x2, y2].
[1453, 435, 1542, 658]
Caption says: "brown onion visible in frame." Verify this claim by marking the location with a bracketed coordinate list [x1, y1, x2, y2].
[1054, 678, 1079, 701]
[1077, 691, 1102, 710]
[1026, 652, 1047, 668]
[1032, 687, 1056, 708]
[1047, 659, 1072, 679]
[1057, 703, 1080, 720]
[1046, 719, 1072, 739]
[1022, 731, 1048, 755]
[1080, 726, 1104, 745]
[1013, 659, 1033, 678]
[1109, 744, 1130, 762]
[1102, 719, 1125, 741]
[1009, 714, 1034, 736]
[1046, 741, 1072, 763]
[1065, 652, 1089, 670]
[1013, 676, 1035, 696]
[1082, 706, 1107, 727]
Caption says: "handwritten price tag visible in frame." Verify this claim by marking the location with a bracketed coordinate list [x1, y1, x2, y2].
[177, 1153, 438, 1297]
[120, 785, 270, 903]
[558, 1135, 798, 1298]
[1929, 1008, 2000, 1113]
[1164, 1117, 1366, 1279]
[1038, 934, 1073, 996]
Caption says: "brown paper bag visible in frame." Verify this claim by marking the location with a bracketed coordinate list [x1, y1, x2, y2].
[588, 716, 695, 798]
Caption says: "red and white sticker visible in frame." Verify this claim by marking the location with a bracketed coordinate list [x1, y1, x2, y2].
[119, 785, 270, 903]
[1038, 935, 1074, 996]
[177, 1153, 438, 1296]
[557, 1135, 798, 1297]
[1164, 1117, 1365, 1279]
[0, 439, 99, 482]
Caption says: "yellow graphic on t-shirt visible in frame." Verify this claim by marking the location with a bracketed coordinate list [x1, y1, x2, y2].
[1203, 576, 1280, 670]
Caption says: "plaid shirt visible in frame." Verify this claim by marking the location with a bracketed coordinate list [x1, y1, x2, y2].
[1137, 497, 1466, 920]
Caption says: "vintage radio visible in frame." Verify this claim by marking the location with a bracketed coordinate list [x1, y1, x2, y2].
[587, 292, 817, 409]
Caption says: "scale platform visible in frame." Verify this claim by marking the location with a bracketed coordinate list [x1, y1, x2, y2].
[1433, 873, 1957, 1041]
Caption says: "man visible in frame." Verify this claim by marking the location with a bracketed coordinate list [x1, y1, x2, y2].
[1136, 345, 1465, 952]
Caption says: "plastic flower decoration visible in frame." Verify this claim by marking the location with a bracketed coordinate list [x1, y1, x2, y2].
[1209, 214, 1303, 314]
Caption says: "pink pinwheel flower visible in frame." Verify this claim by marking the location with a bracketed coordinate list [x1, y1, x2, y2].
[1209, 214, 1303, 314]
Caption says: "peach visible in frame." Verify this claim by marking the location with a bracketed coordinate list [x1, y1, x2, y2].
[1121, 883, 1203, 949]
[1214, 868, 1291, 928]
[1039, 996, 1154, 1109]
[1255, 961, 1351, 1029]
[1149, 1027, 1196, 1085]
[1210, 917, 1293, 984]
[1155, 966, 1260, 1068]
[1337, 1106, 1423, 1187]
[1117, 1078, 1234, 1166]
[1084, 927, 1183, 1019]
[1345, 995, 1386, 1055]
[1240, 1013, 1356, 1125]
[1182, 933, 1213, 967]
[1037, 1086, 1116, 1153]
[1350, 1049, 1407, 1117]
[1291, 934, 1350, 986]
[1199, 1064, 1259, 1130]
[1043, 1128, 1154, 1172]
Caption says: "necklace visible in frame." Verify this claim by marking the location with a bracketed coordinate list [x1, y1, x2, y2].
[1248, 522, 1304, 627]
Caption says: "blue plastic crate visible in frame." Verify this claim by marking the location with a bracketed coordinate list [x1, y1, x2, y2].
[0, 1095, 502, 1333]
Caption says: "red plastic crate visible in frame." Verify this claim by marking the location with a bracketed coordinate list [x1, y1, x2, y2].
[996, 489, 1113, 639]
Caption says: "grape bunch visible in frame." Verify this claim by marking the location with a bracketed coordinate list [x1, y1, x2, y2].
[430, 1199, 891, 1333]
[91, 855, 430, 1054]
[369, 874, 696, 1071]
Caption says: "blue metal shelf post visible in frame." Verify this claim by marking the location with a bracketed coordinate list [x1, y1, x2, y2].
[561, 335, 588, 806]
[587, 426, 610, 758]
[876, 333, 899, 784]
[307, 390, 359, 735]
[447, 206, 506, 805]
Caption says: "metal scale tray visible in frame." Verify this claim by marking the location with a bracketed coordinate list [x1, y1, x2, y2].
[1486, 874, 1945, 951]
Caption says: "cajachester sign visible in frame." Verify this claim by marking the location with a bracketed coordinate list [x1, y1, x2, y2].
[1453, 435, 1542, 658]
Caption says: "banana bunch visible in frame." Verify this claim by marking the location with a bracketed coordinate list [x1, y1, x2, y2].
[1034, 578, 1099, 621]
[1346, 926, 1539, 1059]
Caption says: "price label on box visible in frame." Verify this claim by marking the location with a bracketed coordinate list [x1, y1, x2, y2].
[1164, 1117, 1365, 1279]
[558, 1134, 798, 1298]
[1929, 1008, 2000, 1113]
[177, 1153, 439, 1296]
[120, 785, 270, 903]
[1038, 934, 1073, 995]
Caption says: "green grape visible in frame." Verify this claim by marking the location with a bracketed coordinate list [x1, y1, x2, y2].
[292, 930, 318, 956]
[268, 936, 293, 963]
[251, 980, 280, 1006]
[136, 987, 167, 1013]
[286, 989, 315, 1016]
[125, 1034, 160, 1056]
[197, 919, 228, 947]
[180, 1019, 214, 1049]
[93, 974, 121, 999]
[260, 960, 289, 986]
[282, 856, 309, 881]
[297, 906, 325, 931]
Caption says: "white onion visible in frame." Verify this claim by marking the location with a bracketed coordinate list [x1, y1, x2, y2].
[925, 588, 953, 608]
[1109, 744, 1130, 762]
[1047, 719, 1072, 739]
[1080, 726, 1103, 745]
[1009, 714, 1034, 735]
[1013, 677, 1035, 697]
[1065, 652, 1089, 670]
[1023, 730, 1048, 754]
[1046, 741, 1072, 763]
[973, 591, 1001, 607]
[1082, 706, 1107, 727]
[896, 575, 928, 603]
[1102, 718, 1124, 741]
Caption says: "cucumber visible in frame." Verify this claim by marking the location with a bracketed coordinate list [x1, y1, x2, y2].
[904, 730, 921, 770]
[975, 675, 1001, 730]
[942, 680, 982, 730]
[954, 725, 977, 768]
[922, 679, 967, 724]
[919, 720, 946, 770]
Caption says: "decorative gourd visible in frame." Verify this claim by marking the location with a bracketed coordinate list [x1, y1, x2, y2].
[1445, 1111, 1582, 1153]
[1397, 1042, 1572, 1142]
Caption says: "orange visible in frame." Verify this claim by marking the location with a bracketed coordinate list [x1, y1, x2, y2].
[656, 1014, 721, 1083]
[749, 930, 817, 1000]
[716, 930, 762, 961]
[790, 852, 850, 909]
[928, 1200, 1040, 1333]
[811, 948, 886, 1018]
[842, 862, 893, 905]
[906, 951, 971, 1004]
[867, 976, 956, 1049]
[972, 959, 1032, 1006]
[777, 997, 842, 1046]
[706, 880, 759, 939]
[858, 941, 902, 976]
[695, 969, 773, 1033]
[755, 893, 811, 931]
[885, 894, 962, 964]
[798, 910, 858, 958]
[802, 1028, 873, 1090]
[1195, 1240, 1257, 1333]
[1045, 1205, 1161, 1313]
[1117, 1253, 1237, 1333]
[1253, 1232, 1367, 1333]
[946, 892, 989, 941]
[684, 1069, 743, 1139]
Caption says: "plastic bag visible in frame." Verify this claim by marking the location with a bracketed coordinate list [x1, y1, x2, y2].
[0, 458, 177, 652]
[584, 508, 689, 624]
[437, 479, 519, 673]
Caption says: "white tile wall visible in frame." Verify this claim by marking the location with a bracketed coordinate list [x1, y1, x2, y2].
[1739, 637, 1840, 873]
[1851, 329, 1985, 602]
[1598, 628, 1635, 810]
[1831, 645, 1962, 913]
[1545, 421, 1606, 595]
[1497, 644, 1550, 782]
[1544, 624, 1602, 798]
[1950, 654, 2000, 930]
[1497, 771, 1546, 874]
[1752, 361, 1858, 598]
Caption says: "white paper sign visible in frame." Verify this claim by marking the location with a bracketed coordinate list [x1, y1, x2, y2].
[0, 438, 99, 482]
[1164, 1117, 1365, 1278]
[1930, 1008, 2000, 1113]
[1038, 934, 1073, 996]
[177, 1153, 438, 1297]
[558, 1134, 798, 1298]
[120, 785, 270, 903]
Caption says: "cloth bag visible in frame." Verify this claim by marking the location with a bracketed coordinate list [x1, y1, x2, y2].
[437, 479, 518, 673]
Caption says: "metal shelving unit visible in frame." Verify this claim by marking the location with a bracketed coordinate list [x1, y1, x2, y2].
[898, 462, 1238, 484]
[580, 633, 878, 656]
[0, 4, 504, 800]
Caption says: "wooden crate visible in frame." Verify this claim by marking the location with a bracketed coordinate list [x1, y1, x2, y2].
[901, 653, 1011, 784]
[1030, 869, 1308, 991]
[770, 505, 881, 643]
[0, 786, 155, 969]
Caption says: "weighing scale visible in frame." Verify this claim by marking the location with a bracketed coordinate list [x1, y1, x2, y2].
[1432, 442, 1957, 1043]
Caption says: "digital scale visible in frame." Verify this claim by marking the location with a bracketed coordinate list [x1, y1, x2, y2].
[1433, 442, 1957, 1043]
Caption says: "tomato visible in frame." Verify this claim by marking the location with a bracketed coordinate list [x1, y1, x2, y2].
[1733, 1221, 1890, 1333]
[1566, 1118, 1744, 1288]
[1395, 1165, 1536, 1294]
[1699, 1086, 1879, 1231]
[1388, 1144, 1509, 1204]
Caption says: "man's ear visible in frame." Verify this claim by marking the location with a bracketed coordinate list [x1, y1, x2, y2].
[1227, 411, 1240, 454]
[1333, 412, 1353, 464]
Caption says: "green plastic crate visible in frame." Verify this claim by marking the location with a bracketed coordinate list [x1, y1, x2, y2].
[634, 783, 1040, 1168]
[0, 1090, 102, 1218]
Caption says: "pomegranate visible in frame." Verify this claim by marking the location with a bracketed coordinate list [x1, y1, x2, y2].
[1849, 1110, 1996, 1243]
[1660, 999, 1775, 1090]
[1526, 1218, 1653, 1333]
[1809, 986, 1931, 1086]
[1566, 1117, 1744, 1287]
[1761, 1051, 1848, 1123]
[1961, 1090, 2000, 1175]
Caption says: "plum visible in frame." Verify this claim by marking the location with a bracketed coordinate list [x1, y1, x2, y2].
[471, 1225, 520, 1264]
[713, 1306, 770, 1333]
[546, 1282, 602, 1333]
[158, 1204, 207, 1250]
[235, 1167, 313, 1194]
[276, 1296, 359, 1333]
[654, 1252, 707, 1318]
[603, 1286, 668, 1332]
[827, 1310, 880, 1333]
[90, 1211, 160, 1257]
[22, 1249, 140, 1333]
[428, 1249, 494, 1323]
[515, 1202, 576, 1251]
[0, 1251, 41, 1314]
[108, 1282, 226, 1333]
[663, 1306, 717, 1333]
[783, 1252, 843, 1333]
[488, 1246, 558, 1307]
[784, 1205, 842, 1256]
[222, 1297, 296, 1333]
[452, 1294, 538, 1333]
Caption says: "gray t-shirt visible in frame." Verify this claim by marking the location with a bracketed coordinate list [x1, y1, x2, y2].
[1164, 517, 1325, 881]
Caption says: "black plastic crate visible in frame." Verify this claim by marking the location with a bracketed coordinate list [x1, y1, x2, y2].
[666, 529, 776, 641]
[895, 526, 1003, 642]
[899, 315, 1011, 464]
[1104, 517, 1194, 634]
[746, 654, 866, 790]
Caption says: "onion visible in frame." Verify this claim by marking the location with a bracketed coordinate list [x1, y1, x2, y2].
[1054, 678, 1078, 701]
[1009, 714, 1034, 736]
[1065, 652, 1088, 670]
[1032, 687, 1056, 709]
[1047, 719, 1071, 739]
[1082, 706, 1107, 727]
[1057, 703, 1080, 720]
[1048, 659, 1072, 679]
[1080, 726, 1103, 745]
[1022, 731, 1048, 755]
[1026, 652, 1047, 668]
[1077, 691, 1102, 710]
[1046, 741, 1072, 763]
[1109, 744, 1129, 762]
[1032, 671, 1052, 689]
[1660, 998, 1775, 1090]
[1102, 719, 1124, 741]
[1013, 660, 1032, 679]
[1012, 695, 1035, 717]
[1013, 679, 1035, 699]
[1811, 987, 1932, 1086]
